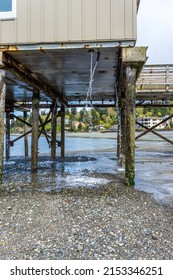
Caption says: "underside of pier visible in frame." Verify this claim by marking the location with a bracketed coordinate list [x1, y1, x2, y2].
[0, 44, 147, 186]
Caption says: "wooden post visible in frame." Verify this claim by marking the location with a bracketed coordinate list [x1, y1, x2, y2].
[116, 99, 121, 160]
[6, 111, 10, 160]
[120, 96, 126, 168]
[51, 102, 57, 160]
[124, 66, 136, 186]
[24, 111, 29, 157]
[61, 105, 65, 158]
[121, 47, 147, 186]
[0, 68, 6, 182]
[117, 122, 121, 160]
[31, 91, 39, 171]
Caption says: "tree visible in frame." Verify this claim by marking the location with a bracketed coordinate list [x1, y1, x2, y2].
[91, 109, 100, 126]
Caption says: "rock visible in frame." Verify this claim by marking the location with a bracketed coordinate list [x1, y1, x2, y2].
[77, 245, 84, 252]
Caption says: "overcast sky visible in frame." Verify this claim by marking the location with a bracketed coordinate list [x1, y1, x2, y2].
[136, 0, 173, 65]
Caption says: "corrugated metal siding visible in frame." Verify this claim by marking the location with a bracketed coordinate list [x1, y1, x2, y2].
[0, 0, 137, 44]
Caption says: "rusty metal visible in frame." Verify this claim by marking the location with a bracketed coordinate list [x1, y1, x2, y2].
[0, 46, 19, 52]
[0, 41, 135, 53]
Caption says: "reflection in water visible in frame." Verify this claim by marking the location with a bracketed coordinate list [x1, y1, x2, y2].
[3, 154, 115, 193]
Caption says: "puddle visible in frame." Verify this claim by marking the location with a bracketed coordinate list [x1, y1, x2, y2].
[42, 176, 111, 192]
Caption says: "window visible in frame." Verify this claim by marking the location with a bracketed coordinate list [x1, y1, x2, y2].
[0, 0, 16, 20]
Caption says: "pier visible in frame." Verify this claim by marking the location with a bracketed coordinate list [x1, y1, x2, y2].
[2, 0, 168, 186]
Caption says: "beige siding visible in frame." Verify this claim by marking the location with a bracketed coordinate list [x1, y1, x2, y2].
[83, 0, 97, 40]
[56, 0, 69, 41]
[30, 0, 42, 42]
[69, 0, 83, 40]
[43, 0, 55, 42]
[97, 0, 111, 40]
[111, 0, 125, 39]
[16, 0, 29, 43]
[0, 0, 137, 45]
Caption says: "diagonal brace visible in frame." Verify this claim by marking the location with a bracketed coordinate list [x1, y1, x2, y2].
[135, 113, 173, 140]
[136, 121, 173, 145]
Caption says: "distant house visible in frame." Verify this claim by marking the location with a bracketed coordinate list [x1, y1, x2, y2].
[72, 121, 85, 130]
[137, 117, 165, 130]
[163, 115, 173, 127]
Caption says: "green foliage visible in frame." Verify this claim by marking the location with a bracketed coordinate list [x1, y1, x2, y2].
[11, 105, 173, 134]
[91, 109, 100, 126]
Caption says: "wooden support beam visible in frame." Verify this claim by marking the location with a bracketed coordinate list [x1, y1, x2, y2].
[31, 91, 40, 171]
[124, 66, 137, 186]
[136, 121, 173, 145]
[24, 111, 29, 157]
[38, 110, 51, 140]
[10, 114, 54, 145]
[2, 52, 68, 106]
[51, 102, 57, 160]
[14, 114, 32, 127]
[135, 113, 173, 140]
[61, 105, 65, 158]
[0, 68, 6, 182]
[120, 96, 126, 167]
[116, 106, 121, 160]
[121, 47, 147, 186]
[6, 111, 10, 160]
[39, 115, 50, 145]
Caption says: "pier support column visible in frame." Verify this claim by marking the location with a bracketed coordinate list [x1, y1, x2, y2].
[124, 66, 136, 186]
[5, 111, 10, 160]
[121, 47, 147, 186]
[0, 67, 6, 182]
[31, 91, 40, 171]
[120, 96, 126, 168]
[24, 111, 28, 157]
[60, 105, 65, 158]
[51, 101, 57, 160]
[117, 122, 121, 160]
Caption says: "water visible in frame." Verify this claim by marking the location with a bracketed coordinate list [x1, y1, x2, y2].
[3, 131, 173, 206]
[7, 135, 116, 156]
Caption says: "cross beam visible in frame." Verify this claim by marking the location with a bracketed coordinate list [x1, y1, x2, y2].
[135, 114, 173, 140]
[136, 121, 173, 145]
[2, 52, 68, 105]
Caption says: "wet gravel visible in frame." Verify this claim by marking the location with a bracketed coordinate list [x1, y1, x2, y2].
[0, 178, 173, 260]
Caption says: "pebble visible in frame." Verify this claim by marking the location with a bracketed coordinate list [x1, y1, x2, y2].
[0, 154, 173, 260]
[0, 186, 172, 260]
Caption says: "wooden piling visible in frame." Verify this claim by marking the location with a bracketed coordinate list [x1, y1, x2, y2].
[6, 111, 10, 160]
[124, 66, 136, 186]
[120, 96, 126, 168]
[31, 91, 39, 171]
[24, 111, 29, 157]
[51, 102, 57, 160]
[121, 47, 147, 186]
[0, 69, 6, 182]
[61, 105, 65, 158]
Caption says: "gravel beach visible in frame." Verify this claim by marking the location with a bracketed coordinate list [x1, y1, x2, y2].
[0, 132, 173, 260]
[0, 182, 173, 260]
